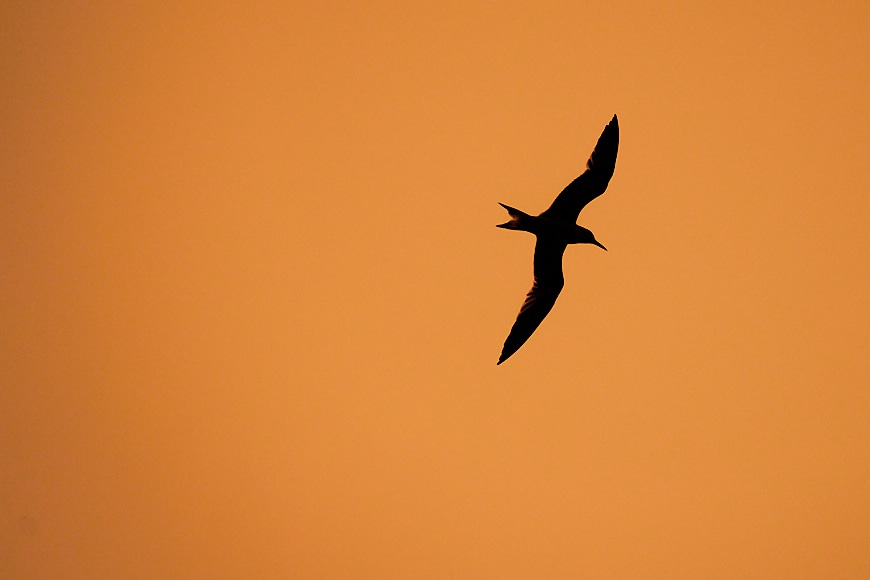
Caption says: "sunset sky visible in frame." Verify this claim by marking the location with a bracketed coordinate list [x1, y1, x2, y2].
[2, 1, 869, 577]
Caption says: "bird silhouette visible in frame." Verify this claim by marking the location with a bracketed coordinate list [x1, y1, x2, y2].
[496, 115, 619, 365]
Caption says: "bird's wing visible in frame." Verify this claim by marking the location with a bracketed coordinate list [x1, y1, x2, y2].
[498, 239, 567, 364]
[539, 115, 619, 223]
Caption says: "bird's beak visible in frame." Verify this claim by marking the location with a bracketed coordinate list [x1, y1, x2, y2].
[593, 240, 607, 251]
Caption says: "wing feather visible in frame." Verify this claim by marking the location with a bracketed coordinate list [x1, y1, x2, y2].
[497, 239, 567, 364]
[539, 115, 619, 223]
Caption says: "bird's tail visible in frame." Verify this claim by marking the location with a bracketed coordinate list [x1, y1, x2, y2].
[496, 203, 531, 230]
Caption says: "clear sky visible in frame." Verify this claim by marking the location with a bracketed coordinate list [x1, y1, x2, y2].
[2, 1, 869, 577]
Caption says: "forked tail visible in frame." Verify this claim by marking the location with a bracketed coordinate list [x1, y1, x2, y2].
[496, 203, 531, 230]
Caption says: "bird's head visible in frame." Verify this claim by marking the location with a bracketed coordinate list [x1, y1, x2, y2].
[574, 225, 607, 250]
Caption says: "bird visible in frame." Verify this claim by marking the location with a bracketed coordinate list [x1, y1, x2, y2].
[496, 114, 619, 365]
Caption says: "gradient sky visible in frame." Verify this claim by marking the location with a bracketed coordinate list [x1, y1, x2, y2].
[2, 1, 869, 578]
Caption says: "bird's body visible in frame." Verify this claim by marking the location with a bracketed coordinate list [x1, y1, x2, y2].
[497, 208, 603, 246]
[497, 115, 619, 365]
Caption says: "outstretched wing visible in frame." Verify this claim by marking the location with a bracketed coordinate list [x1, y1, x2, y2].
[539, 115, 619, 223]
[498, 239, 567, 364]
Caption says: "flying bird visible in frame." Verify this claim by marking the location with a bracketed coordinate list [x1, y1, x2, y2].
[497, 115, 619, 365]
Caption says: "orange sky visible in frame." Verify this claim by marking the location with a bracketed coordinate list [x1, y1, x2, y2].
[2, 1, 869, 577]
